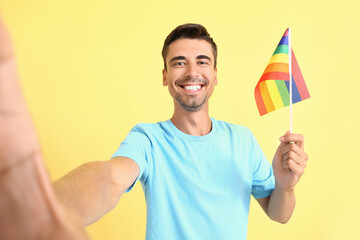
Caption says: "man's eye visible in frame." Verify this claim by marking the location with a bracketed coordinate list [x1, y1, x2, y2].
[198, 61, 209, 65]
[174, 62, 185, 66]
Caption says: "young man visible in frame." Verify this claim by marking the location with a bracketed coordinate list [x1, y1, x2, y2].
[0, 21, 308, 240]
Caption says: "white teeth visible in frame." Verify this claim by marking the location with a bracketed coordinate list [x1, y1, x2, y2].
[184, 85, 201, 91]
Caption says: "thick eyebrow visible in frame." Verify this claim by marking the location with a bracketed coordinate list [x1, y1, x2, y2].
[169, 55, 212, 63]
[170, 56, 186, 63]
[196, 55, 212, 62]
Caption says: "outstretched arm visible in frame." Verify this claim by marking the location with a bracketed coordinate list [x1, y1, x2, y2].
[53, 157, 139, 226]
[0, 17, 139, 239]
[257, 132, 308, 223]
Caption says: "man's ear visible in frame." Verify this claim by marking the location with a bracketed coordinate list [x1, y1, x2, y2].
[162, 69, 168, 86]
[214, 67, 218, 85]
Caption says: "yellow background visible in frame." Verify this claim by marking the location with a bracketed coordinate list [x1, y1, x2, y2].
[1, 0, 359, 239]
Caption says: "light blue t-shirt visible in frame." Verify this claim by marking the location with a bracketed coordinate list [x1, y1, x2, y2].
[112, 118, 275, 240]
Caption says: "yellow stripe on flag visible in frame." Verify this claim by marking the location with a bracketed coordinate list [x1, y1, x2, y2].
[266, 80, 285, 110]
[268, 53, 288, 65]
[259, 81, 275, 113]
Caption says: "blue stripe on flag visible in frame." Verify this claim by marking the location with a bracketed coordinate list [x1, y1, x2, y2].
[285, 77, 302, 103]
[279, 36, 288, 46]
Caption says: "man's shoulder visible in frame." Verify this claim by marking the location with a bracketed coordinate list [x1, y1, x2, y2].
[129, 121, 168, 135]
[213, 118, 253, 136]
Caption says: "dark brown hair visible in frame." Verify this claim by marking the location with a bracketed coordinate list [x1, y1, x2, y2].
[161, 23, 217, 70]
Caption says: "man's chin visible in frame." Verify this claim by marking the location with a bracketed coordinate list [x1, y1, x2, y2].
[181, 105, 203, 112]
[178, 100, 207, 112]
[172, 94, 209, 112]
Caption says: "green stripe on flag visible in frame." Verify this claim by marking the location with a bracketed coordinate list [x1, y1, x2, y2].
[275, 80, 290, 106]
[273, 45, 289, 55]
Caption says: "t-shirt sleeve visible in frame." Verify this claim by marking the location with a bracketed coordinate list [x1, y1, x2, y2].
[250, 131, 275, 199]
[111, 127, 151, 193]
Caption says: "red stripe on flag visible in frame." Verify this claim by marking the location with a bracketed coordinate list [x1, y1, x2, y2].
[254, 83, 267, 116]
[291, 49, 310, 100]
[259, 71, 289, 83]
[283, 28, 289, 37]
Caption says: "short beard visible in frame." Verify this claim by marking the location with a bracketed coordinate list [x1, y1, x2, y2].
[175, 95, 208, 112]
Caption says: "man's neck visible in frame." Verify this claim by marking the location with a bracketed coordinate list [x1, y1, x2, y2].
[171, 103, 212, 137]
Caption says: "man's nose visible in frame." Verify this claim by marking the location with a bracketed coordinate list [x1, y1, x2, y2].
[184, 63, 200, 78]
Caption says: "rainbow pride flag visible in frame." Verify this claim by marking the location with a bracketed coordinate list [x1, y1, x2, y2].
[255, 28, 310, 116]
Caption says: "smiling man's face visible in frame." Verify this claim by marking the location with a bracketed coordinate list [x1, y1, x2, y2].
[162, 38, 218, 112]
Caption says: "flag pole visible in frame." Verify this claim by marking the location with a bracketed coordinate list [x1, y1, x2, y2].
[288, 28, 293, 133]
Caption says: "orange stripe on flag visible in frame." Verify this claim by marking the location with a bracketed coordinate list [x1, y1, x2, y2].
[254, 83, 267, 115]
[264, 62, 289, 74]
[259, 81, 275, 113]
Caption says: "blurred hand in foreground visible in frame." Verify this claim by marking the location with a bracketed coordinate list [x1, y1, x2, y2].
[0, 18, 88, 240]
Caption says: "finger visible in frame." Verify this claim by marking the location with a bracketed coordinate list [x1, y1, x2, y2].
[276, 131, 290, 151]
[0, 18, 28, 115]
[280, 142, 309, 161]
[279, 132, 305, 149]
[0, 17, 40, 170]
[286, 159, 305, 178]
[282, 150, 307, 168]
[0, 17, 14, 61]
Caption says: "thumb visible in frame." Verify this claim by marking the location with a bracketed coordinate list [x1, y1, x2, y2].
[279, 131, 290, 142]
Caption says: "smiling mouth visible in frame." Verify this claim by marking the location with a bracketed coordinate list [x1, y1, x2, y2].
[180, 84, 204, 92]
